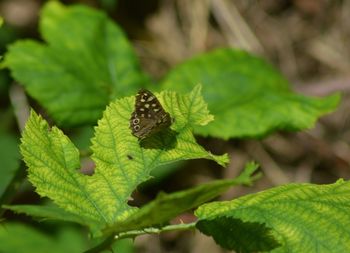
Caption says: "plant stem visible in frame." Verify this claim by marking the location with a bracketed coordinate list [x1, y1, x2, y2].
[85, 223, 197, 253]
[115, 222, 197, 239]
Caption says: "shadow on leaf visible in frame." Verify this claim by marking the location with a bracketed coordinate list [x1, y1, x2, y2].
[196, 216, 281, 253]
[140, 128, 178, 150]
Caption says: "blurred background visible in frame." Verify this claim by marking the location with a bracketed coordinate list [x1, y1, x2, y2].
[1, 0, 350, 252]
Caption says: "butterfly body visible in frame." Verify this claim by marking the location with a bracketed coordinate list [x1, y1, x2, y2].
[130, 89, 172, 140]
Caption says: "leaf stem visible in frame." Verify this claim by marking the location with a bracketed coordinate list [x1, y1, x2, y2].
[85, 223, 197, 253]
[115, 222, 197, 239]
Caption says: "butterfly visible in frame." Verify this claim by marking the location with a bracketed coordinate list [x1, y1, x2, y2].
[130, 89, 172, 140]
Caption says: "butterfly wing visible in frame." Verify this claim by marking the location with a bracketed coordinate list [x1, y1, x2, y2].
[130, 89, 172, 139]
[130, 111, 158, 139]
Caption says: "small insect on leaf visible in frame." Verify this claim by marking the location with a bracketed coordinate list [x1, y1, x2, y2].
[130, 89, 172, 140]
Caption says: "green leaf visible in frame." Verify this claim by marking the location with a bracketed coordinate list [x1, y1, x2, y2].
[108, 239, 134, 253]
[55, 226, 89, 253]
[2, 204, 100, 231]
[0, 132, 20, 201]
[195, 179, 350, 253]
[91, 238, 134, 253]
[0, 223, 86, 253]
[20, 110, 110, 224]
[197, 217, 280, 253]
[161, 48, 340, 139]
[70, 126, 94, 151]
[20, 86, 227, 228]
[104, 162, 258, 235]
[3, 1, 147, 126]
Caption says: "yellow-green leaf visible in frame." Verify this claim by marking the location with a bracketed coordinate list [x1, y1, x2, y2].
[20, 86, 228, 227]
[196, 179, 350, 253]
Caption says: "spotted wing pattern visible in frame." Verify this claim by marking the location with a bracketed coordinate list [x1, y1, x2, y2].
[130, 89, 172, 139]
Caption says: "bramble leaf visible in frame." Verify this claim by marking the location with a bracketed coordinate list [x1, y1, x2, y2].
[161, 48, 340, 139]
[20, 86, 228, 229]
[104, 162, 259, 235]
[2, 204, 100, 231]
[3, 1, 147, 126]
[195, 179, 350, 253]
[197, 217, 280, 253]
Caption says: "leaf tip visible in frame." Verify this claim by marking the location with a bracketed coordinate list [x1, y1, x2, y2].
[335, 178, 345, 184]
[212, 153, 230, 167]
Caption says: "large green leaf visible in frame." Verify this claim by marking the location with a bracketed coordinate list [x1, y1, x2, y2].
[197, 217, 280, 253]
[104, 162, 259, 235]
[161, 48, 340, 139]
[2, 204, 100, 231]
[3, 1, 147, 126]
[195, 179, 350, 253]
[20, 86, 227, 228]
[0, 132, 20, 202]
[4, 164, 256, 238]
[0, 223, 86, 253]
